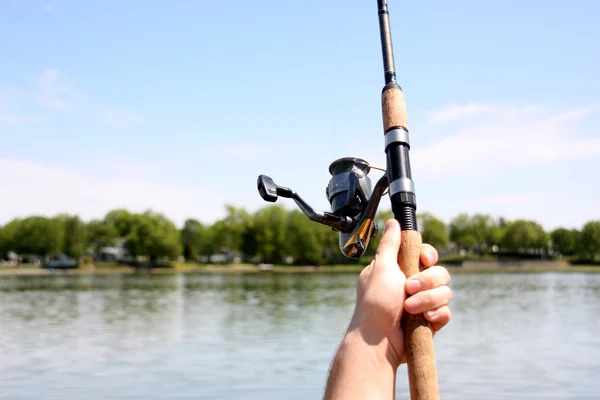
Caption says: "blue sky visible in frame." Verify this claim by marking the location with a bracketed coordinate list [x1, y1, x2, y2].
[1, 0, 599, 231]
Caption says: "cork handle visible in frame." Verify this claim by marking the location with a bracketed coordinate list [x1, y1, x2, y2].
[382, 85, 408, 132]
[398, 230, 440, 400]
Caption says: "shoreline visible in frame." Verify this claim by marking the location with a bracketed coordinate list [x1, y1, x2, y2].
[0, 263, 599, 276]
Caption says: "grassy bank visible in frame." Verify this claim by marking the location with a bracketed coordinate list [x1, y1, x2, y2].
[190, 263, 600, 274]
[0, 261, 599, 276]
[446, 264, 600, 274]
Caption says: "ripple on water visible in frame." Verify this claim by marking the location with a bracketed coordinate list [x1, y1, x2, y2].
[0, 272, 599, 399]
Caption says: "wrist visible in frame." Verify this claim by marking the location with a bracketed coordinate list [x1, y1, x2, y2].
[343, 323, 401, 371]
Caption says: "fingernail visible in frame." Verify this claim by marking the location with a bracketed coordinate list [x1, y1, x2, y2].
[426, 310, 437, 319]
[405, 297, 421, 311]
[406, 279, 421, 294]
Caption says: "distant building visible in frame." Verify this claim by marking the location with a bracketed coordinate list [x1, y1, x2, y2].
[44, 254, 78, 269]
[96, 239, 130, 262]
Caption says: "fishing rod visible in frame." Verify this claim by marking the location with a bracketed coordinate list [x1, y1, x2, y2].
[256, 1, 439, 399]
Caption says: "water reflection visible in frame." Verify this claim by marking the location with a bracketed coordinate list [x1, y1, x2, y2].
[0, 272, 599, 399]
[436, 272, 600, 399]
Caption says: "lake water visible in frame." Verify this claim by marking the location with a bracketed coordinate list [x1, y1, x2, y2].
[0, 271, 599, 399]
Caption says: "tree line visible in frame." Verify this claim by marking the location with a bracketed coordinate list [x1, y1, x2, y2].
[0, 205, 599, 266]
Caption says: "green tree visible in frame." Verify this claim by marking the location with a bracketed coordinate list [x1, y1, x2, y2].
[448, 213, 501, 255]
[285, 210, 326, 265]
[581, 221, 600, 261]
[247, 205, 288, 264]
[322, 222, 344, 264]
[180, 219, 205, 261]
[449, 213, 478, 251]
[0, 219, 21, 257]
[501, 219, 548, 254]
[124, 211, 182, 263]
[418, 212, 449, 250]
[0, 225, 5, 258]
[241, 219, 259, 261]
[86, 219, 119, 252]
[470, 214, 497, 254]
[207, 205, 252, 255]
[551, 228, 581, 256]
[488, 224, 506, 249]
[59, 215, 87, 259]
[104, 209, 135, 237]
[12, 216, 64, 256]
[205, 220, 226, 255]
[63, 217, 85, 258]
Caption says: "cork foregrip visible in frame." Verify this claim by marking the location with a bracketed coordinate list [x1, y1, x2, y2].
[382, 87, 408, 132]
[398, 230, 440, 400]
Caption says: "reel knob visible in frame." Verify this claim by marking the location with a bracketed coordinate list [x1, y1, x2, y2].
[257, 175, 278, 202]
[257, 175, 295, 202]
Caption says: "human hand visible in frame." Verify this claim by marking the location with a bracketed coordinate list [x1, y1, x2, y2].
[346, 218, 452, 369]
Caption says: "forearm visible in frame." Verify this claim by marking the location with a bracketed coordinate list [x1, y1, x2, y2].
[323, 328, 397, 400]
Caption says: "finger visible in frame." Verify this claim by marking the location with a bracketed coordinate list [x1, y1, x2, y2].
[374, 219, 401, 266]
[424, 305, 451, 332]
[404, 285, 452, 315]
[420, 244, 438, 268]
[405, 266, 451, 295]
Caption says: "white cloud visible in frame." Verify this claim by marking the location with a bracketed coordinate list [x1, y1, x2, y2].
[403, 102, 600, 231]
[412, 103, 600, 177]
[0, 114, 46, 124]
[96, 104, 146, 126]
[427, 103, 492, 123]
[0, 89, 46, 125]
[198, 143, 288, 160]
[0, 156, 220, 228]
[74, 153, 173, 180]
[209, 144, 269, 156]
[34, 68, 85, 112]
[227, 144, 268, 155]
[1, 68, 144, 125]
[470, 193, 544, 206]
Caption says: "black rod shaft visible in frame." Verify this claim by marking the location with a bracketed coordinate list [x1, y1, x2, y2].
[377, 0, 397, 84]
[378, 0, 417, 231]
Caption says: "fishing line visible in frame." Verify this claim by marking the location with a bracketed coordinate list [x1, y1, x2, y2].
[367, 164, 389, 195]
[330, 0, 341, 158]
[367, 165, 386, 172]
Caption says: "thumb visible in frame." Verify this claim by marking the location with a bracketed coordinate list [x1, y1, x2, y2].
[375, 218, 401, 266]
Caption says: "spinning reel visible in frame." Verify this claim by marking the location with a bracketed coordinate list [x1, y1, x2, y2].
[257, 157, 390, 259]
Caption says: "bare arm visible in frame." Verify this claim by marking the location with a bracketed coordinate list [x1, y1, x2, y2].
[324, 328, 397, 400]
[323, 219, 453, 400]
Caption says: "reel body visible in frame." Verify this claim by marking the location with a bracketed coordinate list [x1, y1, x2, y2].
[326, 157, 372, 219]
[257, 157, 388, 259]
